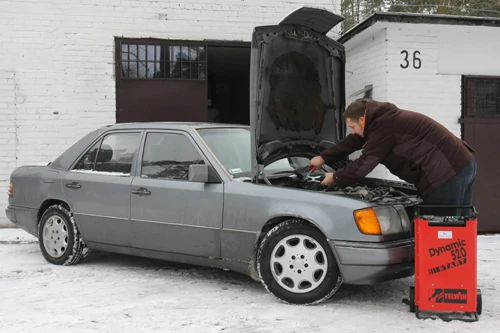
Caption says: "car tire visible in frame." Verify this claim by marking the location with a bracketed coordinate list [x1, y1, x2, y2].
[38, 204, 89, 266]
[257, 219, 342, 305]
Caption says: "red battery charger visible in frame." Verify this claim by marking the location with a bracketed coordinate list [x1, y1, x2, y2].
[405, 205, 482, 322]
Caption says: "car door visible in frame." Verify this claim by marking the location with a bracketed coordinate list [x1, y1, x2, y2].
[129, 130, 224, 258]
[62, 130, 143, 246]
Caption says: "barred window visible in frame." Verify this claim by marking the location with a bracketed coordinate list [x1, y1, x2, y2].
[473, 80, 500, 116]
[464, 77, 500, 117]
[120, 42, 206, 80]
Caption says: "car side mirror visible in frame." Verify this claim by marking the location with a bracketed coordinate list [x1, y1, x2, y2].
[189, 164, 216, 183]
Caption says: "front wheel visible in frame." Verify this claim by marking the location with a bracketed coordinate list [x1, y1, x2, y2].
[257, 219, 342, 305]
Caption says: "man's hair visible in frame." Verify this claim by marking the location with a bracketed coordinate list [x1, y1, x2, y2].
[343, 99, 367, 122]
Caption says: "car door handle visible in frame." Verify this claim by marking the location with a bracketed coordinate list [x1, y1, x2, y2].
[131, 187, 151, 196]
[65, 182, 81, 189]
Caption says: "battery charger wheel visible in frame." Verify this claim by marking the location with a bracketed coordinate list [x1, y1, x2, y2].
[257, 219, 342, 305]
[409, 286, 416, 313]
[477, 289, 482, 315]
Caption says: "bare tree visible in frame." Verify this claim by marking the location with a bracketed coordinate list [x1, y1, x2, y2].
[340, 0, 500, 32]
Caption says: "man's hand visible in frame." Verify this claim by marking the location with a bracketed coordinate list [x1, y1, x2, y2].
[310, 156, 325, 169]
[321, 173, 335, 186]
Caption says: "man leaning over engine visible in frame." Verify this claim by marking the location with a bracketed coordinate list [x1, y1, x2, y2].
[309, 99, 477, 216]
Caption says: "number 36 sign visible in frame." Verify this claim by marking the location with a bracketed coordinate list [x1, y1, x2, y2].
[401, 50, 421, 69]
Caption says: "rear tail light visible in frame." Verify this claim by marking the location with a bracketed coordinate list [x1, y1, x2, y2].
[8, 182, 13, 198]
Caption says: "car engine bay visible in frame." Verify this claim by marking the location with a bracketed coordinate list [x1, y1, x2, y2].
[260, 166, 422, 207]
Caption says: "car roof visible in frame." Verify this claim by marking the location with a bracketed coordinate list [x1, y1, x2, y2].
[49, 122, 251, 171]
[102, 122, 250, 131]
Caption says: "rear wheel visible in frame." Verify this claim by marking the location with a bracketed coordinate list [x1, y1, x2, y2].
[257, 219, 342, 305]
[38, 204, 89, 265]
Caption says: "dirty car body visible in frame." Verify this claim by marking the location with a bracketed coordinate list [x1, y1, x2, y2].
[5, 7, 420, 305]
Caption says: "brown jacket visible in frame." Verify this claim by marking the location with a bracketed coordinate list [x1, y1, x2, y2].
[320, 100, 474, 198]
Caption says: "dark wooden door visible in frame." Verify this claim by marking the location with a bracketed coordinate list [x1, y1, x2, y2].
[116, 39, 208, 123]
[463, 76, 500, 233]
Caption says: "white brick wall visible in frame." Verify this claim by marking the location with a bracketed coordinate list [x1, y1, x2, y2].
[386, 23, 500, 137]
[342, 23, 390, 179]
[386, 23, 462, 136]
[0, 0, 342, 226]
[342, 20, 500, 183]
[344, 24, 388, 102]
[0, 71, 17, 227]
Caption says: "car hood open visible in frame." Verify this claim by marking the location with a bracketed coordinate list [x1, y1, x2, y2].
[249, 7, 346, 178]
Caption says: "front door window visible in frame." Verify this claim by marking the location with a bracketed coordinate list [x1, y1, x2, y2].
[141, 132, 205, 181]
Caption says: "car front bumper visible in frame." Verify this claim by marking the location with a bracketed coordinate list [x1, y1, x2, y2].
[332, 238, 414, 285]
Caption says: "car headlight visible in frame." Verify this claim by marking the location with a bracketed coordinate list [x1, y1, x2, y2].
[353, 206, 409, 236]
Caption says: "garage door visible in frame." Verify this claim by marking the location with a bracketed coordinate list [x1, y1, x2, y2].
[463, 76, 500, 233]
[116, 39, 208, 123]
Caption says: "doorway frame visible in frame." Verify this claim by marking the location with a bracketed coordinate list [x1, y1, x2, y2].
[114, 37, 251, 123]
[461, 74, 500, 233]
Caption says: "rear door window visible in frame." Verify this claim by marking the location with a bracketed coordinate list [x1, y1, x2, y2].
[73, 140, 101, 171]
[72, 132, 142, 176]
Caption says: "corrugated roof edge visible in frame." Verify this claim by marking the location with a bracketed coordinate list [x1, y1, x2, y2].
[338, 11, 500, 44]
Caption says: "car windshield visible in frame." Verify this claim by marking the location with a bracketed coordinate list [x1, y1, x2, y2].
[196, 127, 311, 179]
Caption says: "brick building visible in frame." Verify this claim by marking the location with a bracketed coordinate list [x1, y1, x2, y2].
[340, 12, 500, 232]
[1, 3, 499, 231]
[0, 0, 341, 226]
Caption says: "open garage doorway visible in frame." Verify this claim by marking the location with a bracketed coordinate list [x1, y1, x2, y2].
[206, 45, 250, 125]
[115, 39, 250, 124]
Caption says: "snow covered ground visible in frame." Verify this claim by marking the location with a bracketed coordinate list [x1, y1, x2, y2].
[1, 228, 499, 333]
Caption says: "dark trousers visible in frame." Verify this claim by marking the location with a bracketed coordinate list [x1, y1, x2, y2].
[421, 156, 477, 217]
